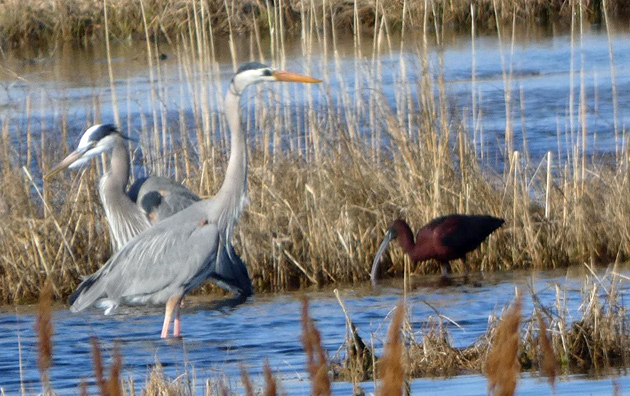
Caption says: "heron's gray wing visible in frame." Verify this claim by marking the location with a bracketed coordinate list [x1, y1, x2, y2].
[213, 242, 253, 297]
[131, 176, 201, 222]
[69, 211, 220, 312]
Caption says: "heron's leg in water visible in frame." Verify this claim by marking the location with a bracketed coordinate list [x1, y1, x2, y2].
[161, 295, 181, 338]
[173, 296, 183, 337]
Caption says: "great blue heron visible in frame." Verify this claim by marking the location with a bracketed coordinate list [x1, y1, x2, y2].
[46, 124, 200, 251]
[68, 62, 321, 338]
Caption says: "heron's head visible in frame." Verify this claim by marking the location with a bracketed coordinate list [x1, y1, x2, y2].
[230, 62, 321, 94]
[139, 190, 163, 223]
[45, 124, 123, 178]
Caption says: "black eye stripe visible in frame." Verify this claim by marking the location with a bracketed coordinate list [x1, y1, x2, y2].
[88, 124, 118, 143]
[262, 69, 273, 76]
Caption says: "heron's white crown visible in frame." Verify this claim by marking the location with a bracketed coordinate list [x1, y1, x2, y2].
[232, 67, 275, 94]
[69, 124, 119, 169]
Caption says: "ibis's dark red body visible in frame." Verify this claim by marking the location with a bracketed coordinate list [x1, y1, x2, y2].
[392, 214, 504, 265]
[371, 214, 504, 285]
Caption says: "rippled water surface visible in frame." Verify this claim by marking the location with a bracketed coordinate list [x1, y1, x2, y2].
[1, 268, 629, 394]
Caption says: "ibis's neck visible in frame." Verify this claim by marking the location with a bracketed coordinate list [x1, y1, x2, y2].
[212, 85, 249, 235]
[392, 220, 416, 258]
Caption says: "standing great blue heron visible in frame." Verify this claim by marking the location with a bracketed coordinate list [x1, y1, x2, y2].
[46, 124, 200, 251]
[68, 62, 321, 338]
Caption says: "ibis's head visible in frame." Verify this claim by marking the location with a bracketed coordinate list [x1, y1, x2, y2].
[231, 62, 321, 95]
[369, 219, 406, 287]
[45, 124, 123, 178]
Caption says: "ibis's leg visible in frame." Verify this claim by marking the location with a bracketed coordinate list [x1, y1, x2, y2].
[463, 257, 470, 283]
[161, 295, 181, 339]
[438, 261, 453, 287]
[440, 261, 449, 278]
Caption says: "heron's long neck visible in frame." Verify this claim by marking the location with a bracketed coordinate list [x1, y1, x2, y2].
[102, 139, 130, 195]
[212, 87, 249, 236]
[100, 138, 149, 250]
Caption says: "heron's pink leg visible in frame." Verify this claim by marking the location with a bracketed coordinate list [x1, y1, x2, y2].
[173, 309, 181, 337]
[161, 307, 173, 339]
[161, 295, 181, 338]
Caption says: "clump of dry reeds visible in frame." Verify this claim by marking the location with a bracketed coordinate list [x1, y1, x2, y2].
[485, 294, 522, 396]
[301, 296, 331, 396]
[406, 317, 482, 377]
[375, 302, 406, 396]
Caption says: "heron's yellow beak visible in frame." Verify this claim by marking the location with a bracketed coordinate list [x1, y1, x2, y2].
[44, 149, 86, 179]
[272, 71, 321, 84]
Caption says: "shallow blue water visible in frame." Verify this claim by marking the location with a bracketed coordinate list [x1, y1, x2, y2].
[0, 268, 626, 394]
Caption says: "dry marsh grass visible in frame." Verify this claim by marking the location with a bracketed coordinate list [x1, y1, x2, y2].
[1, 0, 629, 48]
[0, 0, 629, 311]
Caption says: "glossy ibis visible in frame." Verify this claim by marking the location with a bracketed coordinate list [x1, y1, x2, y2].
[370, 214, 504, 286]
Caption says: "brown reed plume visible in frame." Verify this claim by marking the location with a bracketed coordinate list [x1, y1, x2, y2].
[240, 365, 255, 396]
[91, 337, 107, 395]
[375, 302, 405, 396]
[486, 294, 522, 396]
[106, 344, 122, 396]
[301, 296, 331, 396]
[537, 312, 557, 389]
[90, 337, 122, 396]
[35, 281, 53, 394]
[263, 360, 277, 396]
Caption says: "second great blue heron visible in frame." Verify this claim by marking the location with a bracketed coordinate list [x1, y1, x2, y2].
[68, 62, 321, 338]
[46, 124, 200, 251]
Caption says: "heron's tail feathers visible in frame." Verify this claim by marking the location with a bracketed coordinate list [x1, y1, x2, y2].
[68, 272, 108, 313]
[210, 242, 253, 298]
